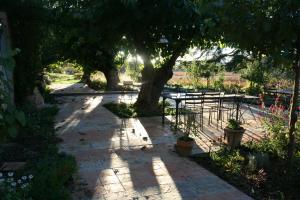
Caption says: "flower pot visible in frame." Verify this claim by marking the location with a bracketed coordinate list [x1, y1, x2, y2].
[224, 127, 245, 147]
[175, 138, 194, 156]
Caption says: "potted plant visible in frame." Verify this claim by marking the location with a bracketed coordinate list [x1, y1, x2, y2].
[175, 114, 195, 156]
[224, 119, 245, 147]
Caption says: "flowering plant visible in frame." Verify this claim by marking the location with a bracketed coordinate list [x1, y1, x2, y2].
[0, 171, 34, 199]
[258, 94, 290, 158]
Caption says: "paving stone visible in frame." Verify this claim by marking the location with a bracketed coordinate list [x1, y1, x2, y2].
[0, 162, 26, 171]
[55, 92, 254, 200]
[103, 183, 125, 193]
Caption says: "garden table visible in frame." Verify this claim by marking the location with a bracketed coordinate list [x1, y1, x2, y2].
[161, 93, 259, 129]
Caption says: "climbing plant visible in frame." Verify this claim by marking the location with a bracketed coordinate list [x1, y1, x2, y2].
[0, 53, 25, 141]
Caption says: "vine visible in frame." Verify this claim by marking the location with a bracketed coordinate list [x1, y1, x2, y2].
[0, 51, 25, 142]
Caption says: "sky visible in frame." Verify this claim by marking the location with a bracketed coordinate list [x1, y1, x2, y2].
[126, 47, 235, 64]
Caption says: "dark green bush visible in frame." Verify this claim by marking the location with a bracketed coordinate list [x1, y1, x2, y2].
[1, 104, 77, 200]
[103, 102, 137, 118]
[103, 101, 171, 118]
[17, 105, 59, 143]
[210, 147, 245, 175]
[88, 80, 107, 91]
[226, 119, 242, 130]
[28, 153, 77, 200]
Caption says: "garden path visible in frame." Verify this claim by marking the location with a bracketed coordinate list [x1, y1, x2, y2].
[54, 84, 253, 200]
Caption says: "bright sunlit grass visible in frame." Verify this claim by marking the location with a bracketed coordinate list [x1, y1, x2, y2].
[47, 72, 81, 84]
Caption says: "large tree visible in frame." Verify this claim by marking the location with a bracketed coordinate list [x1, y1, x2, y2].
[46, 0, 124, 90]
[103, 0, 216, 113]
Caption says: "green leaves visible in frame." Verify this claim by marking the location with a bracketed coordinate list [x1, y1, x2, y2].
[15, 110, 26, 126]
[0, 83, 26, 140]
[1, 109, 26, 140]
[7, 126, 18, 138]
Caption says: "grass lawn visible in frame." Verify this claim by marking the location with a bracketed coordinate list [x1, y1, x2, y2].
[47, 72, 81, 84]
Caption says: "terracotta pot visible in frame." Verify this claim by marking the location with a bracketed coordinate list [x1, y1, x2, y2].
[224, 127, 245, 147]
[175, 139, 194, 156]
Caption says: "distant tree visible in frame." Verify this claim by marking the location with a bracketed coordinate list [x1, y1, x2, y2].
[46, 0, 125, 90]
[240, 58, 271, 95]
[187, 61, 220, 88]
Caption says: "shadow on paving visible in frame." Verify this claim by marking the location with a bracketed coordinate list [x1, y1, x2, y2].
[55, 93, 252, 200]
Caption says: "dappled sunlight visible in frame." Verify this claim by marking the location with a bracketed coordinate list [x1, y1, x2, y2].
[152, 157, 182, 198]
[56, 93, 253, 199]
[56, 96, 103, 135]
[50, 82, 97, 94]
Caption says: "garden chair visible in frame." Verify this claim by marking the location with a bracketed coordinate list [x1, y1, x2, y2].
[202, 91, 221, 126]
[183, 92, 205, 131]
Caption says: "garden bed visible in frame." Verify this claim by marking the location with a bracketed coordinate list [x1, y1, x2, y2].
[191, 144, 300, 200]
[0, 105, 77, 200]
[103, 101, 172, 118]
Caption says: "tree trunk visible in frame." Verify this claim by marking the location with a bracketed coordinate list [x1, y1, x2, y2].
[287, 52, 300, 165]
[103, 67, 120, 91]
[207, 77, 210, 88]
[81, 67, 92, 84]
[135, 51, 181, 113]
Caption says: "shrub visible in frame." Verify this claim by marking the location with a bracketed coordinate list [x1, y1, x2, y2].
[0, 71, 26, 142]
[103, 102, 137, 118]
[16, 105, 59, 143]
[103, 101, 171, 118]
[28, 152, 77, 200]
[210, 147, 245, 175]
[226, 119, 242, 130]
[87, 80, 107, 91]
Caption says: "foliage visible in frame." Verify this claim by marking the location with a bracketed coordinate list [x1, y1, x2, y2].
[248, 103, 290, 158]
[0, 100, 26, 141]
[186, 61, 221, 87]
[46, 61, 83, 75]
[226, 119, 242, 130]
[87, 80, 107, 91]
[0, 56, 26, 141]
[103, 101, 171, 118]
[87, 71, 109, 91]
[45, 61, 83, 85]
[47, 73, 81, 85]
[125, 60, 143, 82]
[48, 0, 124, 89]
[240, 59, 270, 95]
[0, 104, 77, 200]
[0, 172, 33, 200]
[212, 72, 225, 90]
[178, 135, 194, 142]
[17, 105, 59, 143]
[241, 60, 268, 86]
[193, 93, 300, 199]
[208, 0, 300, 163]
[103, 102, 137, 118]
[28, 152, 76, 200]
[210, 147, 245, 175]
[193, 144, 300, 199]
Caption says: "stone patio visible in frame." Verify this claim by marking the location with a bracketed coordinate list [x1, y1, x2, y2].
[55, 90, 254, 200]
